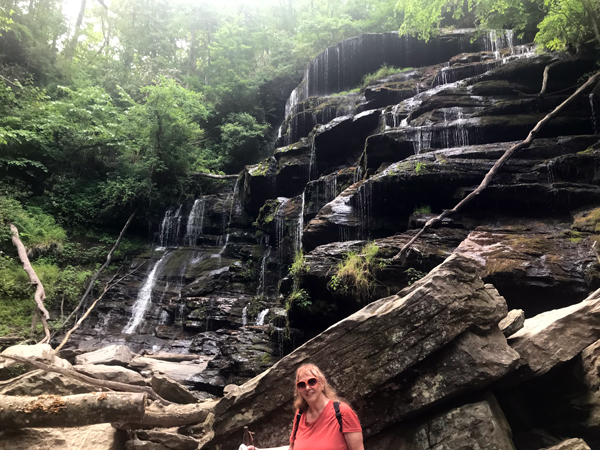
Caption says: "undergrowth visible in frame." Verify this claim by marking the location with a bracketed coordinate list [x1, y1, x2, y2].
[328, 242, 380, 302]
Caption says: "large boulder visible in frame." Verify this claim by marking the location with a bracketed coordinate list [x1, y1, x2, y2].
[508, 287, 600, 379]
[203, 253, 508, 449]
[0, 344, 71, 381]
[365, 395, 515, 450]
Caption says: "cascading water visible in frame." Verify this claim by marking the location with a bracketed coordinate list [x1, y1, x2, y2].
[242, 306, 248, 326]
[123, 251, 171, 335]
[256, 308, 269, 326]
[159, 205, 183, 248]
[257, 245, 271, 297]
[590, 93, 598, 134]
[185, 199, 205, 246]
[295, 193, 305, 253]
[217, 178, 240, 257]
[276, 197, 289, 276]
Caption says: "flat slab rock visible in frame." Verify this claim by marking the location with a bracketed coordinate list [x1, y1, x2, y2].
[508, 288, 600, 379]
[136, 430, 198, 450]
[74, 364, 146, 386]
[128, 356, 211, 385]
[205, 253, 508, 449]
[0, 423, 126, 450]
[365, 395, 515, 450]
[75, 344, 135, 367]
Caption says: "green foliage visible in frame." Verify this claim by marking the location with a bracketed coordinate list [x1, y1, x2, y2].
[286, 288, 311, 311]
[405, 267, 428, 285]
[327, 242, 380, 302]
[535, 0, 600, 51]
[362, 65, 413, 88]
[413, 204, 432, 214]
[289, 250, 309, 285]
[415, 162, 426, 175]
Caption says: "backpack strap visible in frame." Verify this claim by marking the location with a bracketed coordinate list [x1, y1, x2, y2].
[291, 410, 303, 443]
[333, 401, 343, 433]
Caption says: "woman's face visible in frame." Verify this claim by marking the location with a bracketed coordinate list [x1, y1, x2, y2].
[296, 368, 324, 403]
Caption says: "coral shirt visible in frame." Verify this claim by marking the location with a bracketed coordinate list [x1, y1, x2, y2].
[289, 400, 362, 450]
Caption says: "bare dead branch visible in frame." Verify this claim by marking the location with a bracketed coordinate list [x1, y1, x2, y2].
[52, 209, 137, 340]
[54, 261, 146, 353]
[9, 224, 51, 343]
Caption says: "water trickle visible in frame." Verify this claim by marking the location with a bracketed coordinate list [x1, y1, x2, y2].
[354, 166, 363, 184]
[159, 310, 170, 325]
[159, 205, 183, 248]
[256, 308, 269, 326]
[295, 193, 305, 253]
[185, 199, 206, 246]
[339, 225, 352, 242]
[218, 178, 241, 257]
[276, 197, 289, 276]
[590, 93, 598, 134]
[357, 182, 373, 240]
[412, 127, 433, 154]
[123, 251, 171, 335]
[309, 139, 317, 181]
[257, 246, 272, 297]
[242, 306, 248, 326]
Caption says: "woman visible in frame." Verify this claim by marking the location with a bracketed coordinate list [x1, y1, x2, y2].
[247, 364, 364, 450]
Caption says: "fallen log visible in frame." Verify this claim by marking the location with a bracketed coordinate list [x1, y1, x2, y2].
[112, 399, 217, 429]
[0, 392, 146, 428]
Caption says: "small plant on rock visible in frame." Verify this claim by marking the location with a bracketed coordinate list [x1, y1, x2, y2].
[327, 242, 380, 303]
[413, 204, 432, 214]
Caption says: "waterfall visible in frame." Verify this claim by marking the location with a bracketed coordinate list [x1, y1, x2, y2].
[159, 205, 183, 248]
[184, 199, 205, 246]
[357, 182, 372, 240]
[256, 308, 269, 326]
[295, 193, 305, 253]
[257, 246, 271, 297]
[276, 197, 289, 276]
[309, 139, 317, 181]
[242, 306, 248, 326]
[218, 178, 240, 257]
[123, 251, 171, 335]
[590, 93, 598, 134]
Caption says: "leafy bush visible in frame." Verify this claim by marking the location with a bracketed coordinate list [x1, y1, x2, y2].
[413, 204, 432, 214]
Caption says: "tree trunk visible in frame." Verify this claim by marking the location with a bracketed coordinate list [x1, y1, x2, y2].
[0, 392, 146, 428]
[65, 0, 87, 62]
[113, 400, 216, 430]
[9, 224, 50, 343]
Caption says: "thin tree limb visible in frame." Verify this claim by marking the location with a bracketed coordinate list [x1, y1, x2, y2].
[540, 59, 562, 96]
[9, 224, 51, 344]
[52, 209, 137, 339]
[393, 70, 600, 262]
[1, 354, 173, 405]
[54, 261, 146, 353]
[191, 172, 239, 179]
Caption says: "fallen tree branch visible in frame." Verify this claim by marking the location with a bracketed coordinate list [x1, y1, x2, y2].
[54, 261, 145, 353]
[0, 392, 146, 428]
[540, 59, 563, 96]
[393, 69, 600, 262]
[9, 224, 51, 344]
[113, 399, 217, 429]
[1, 354, 173, 405]
[52, 209, 137, 340]
[191, 172, 239, 179]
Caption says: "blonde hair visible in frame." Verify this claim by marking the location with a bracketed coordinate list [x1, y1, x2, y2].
[293, 364, 340, 412]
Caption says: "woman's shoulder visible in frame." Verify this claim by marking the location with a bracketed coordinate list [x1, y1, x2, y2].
[336, 401, 356, 414]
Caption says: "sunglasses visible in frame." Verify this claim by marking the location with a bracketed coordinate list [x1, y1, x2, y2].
[296, 377, 318, 390]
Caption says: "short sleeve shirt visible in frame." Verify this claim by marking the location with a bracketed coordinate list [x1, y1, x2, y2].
[290, 400, 362, 450]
